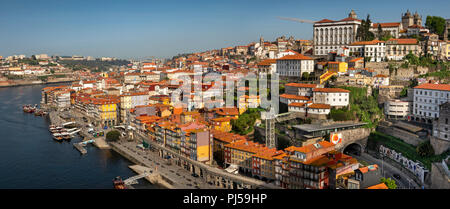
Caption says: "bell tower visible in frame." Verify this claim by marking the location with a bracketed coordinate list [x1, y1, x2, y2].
[349, 9, 357, 19]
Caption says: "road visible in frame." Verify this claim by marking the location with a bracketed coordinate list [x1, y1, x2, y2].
[350, 152, 421, 189]
[114, 141, 217, 189]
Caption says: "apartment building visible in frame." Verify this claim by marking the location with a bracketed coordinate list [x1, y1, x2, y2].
[276, 54, 314, 77]
[313, 10, 361, 56]
[385, 38, 420, 61]
[284, 83, 317, 97]
[348, 40, 386, 62]
[312, 88, 350, 108]
[384, 99, 411, 119]
[412, 83, 450, 122]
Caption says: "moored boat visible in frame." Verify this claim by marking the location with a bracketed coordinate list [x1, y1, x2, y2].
[61, 132, 71, 140]
[52, 133, 63, 142]
[113, 176, 125, 189]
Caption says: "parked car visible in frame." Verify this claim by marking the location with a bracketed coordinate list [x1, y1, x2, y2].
[191, 173, 199, 178]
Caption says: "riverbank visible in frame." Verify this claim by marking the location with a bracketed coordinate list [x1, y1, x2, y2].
[0, 79, 78, 88]
[0, 84, 156, 189]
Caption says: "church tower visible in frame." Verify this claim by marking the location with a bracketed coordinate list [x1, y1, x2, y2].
[349, 9, 357, 19]
[413, 11, 422, 26]
[402, 10, 414, 30]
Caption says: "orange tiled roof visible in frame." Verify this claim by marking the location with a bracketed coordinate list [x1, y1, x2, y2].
[308, 103, 331, 109]
[285, 141, 335, 154]
[315, 19, 334, 23]
[372, 22, 400, 28]
[313, 88, 350, 93]
[288, 102, 306, 107]
[366, 183, 389, 189]
[225, 139, 269, 154]
[349, 57, 364, 62]
[285, 83, 317, 88]
[387, 38, 418, 45]
[257, 59, 276, 66]
[211, 129, 246, 144]
[253, 149, 285, 161]
[350, 40, 385, 46]
[414, 83, 450, 91]
[212, 117, 233, 122]
[214, 107, 239, 116]
[280, 94, 310, 101]
[278, 54, 314, 60]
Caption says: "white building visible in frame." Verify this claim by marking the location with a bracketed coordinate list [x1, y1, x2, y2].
[370, 22, 402, 38]
[372, 74, 390, 88]
[348, 40, 386, 62]
[385, 99, 411, 119]
[276, 54, 314, 77]
[313, 10, 361, 56]
[385, 38, 420, 61]
[413, 83, 450, 122]
[312, 88, 350, 108]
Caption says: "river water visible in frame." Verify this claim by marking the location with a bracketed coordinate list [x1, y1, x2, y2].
[0, 84, 159, 189]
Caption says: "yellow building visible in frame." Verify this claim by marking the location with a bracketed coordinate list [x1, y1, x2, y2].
[328, 61, 348, 73]
[212, 117, 233, 132]
[94, 99, 119, 127]
[238, 95, 261, 114]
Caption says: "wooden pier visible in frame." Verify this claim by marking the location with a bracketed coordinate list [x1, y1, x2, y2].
[73, 143, 87, 154]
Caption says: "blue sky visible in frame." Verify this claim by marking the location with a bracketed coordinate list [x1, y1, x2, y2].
[0, 0, 448, 59]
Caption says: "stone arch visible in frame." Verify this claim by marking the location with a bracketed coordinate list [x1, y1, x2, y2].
[343, 143, 363, 156]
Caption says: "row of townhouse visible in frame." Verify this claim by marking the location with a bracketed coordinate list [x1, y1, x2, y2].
[74, 93, 120, 127]
[145, 111, 214, 164]
[275, 141, 359, 189]
[221, 137, 359, 189]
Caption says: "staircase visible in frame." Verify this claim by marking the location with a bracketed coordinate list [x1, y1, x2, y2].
[320, 71, 337, 84]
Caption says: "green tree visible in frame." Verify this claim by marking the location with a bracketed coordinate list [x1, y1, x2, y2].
[416, 141, 434, 157]
[377, 24, 383, 40]
[404, 52, 420, 65]
[356, 15, 375, 41]
[106, 130, 121, 142]
[302, 72, 310, 81]
[380, 177, 397, 189]
[425, 16, 446, 37]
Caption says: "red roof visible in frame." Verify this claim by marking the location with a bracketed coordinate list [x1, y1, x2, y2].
[414, 83, 450, 91]
[278, 54, 314, 60]
[349, 57, 364, 62]
[257, 59, 276, 66]
[280, 94, 310, 101]
[285, 83, 317, 88]
[308, 103, 331, 109]
[316, 19, 334, 23]
[372, 22, 400, 28]
[313, 88, 350, 93]
[387, 38, 418, 45]
[350, 40, 385, 46]
[338, 17, 361, 22]
[288, 102, 306, 107]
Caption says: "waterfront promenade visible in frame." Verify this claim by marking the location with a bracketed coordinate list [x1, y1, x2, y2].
[111, 141, 217, 189]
